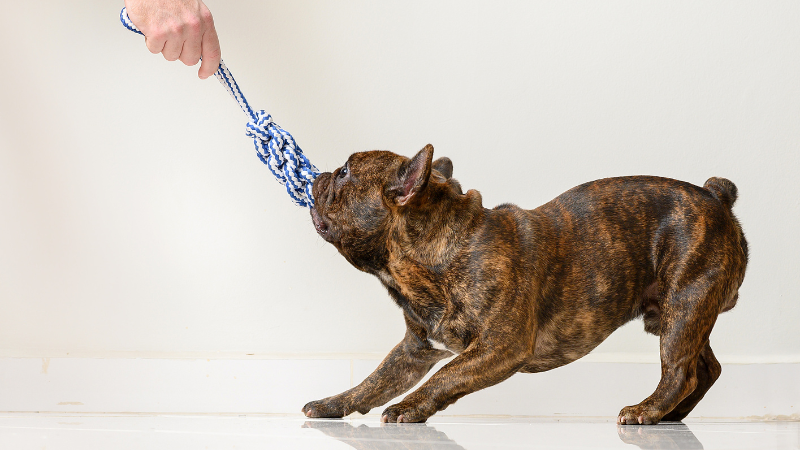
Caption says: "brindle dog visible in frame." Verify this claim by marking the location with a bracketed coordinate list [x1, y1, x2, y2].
[305, 144, 748, 424]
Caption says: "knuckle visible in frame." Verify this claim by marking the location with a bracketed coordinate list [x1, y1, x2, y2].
[185, 17, 202, 33]
[200, 8, 214, 22]
[164, 20, 184, 37]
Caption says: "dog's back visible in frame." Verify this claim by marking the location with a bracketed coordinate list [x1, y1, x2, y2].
[504, 176, 748, 373]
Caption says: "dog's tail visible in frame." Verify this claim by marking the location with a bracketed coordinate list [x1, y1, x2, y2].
[703, 177, 738, 209]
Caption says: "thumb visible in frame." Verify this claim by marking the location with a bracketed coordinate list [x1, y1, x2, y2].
[198, 22, 221, 79]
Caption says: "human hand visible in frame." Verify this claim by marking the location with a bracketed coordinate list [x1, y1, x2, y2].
[124, 0, 221, 79]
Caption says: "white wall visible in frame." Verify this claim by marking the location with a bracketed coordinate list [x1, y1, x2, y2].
[2, 357, 798, 418]
[1, 0, 798, 370]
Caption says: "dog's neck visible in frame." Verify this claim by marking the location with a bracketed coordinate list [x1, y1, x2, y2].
[378, 184, 484, 325]
[393, 184, 483, 264]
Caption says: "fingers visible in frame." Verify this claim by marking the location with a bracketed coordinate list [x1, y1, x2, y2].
[144, 33, 166, 55]
[160, 27, 185, 61]
[179, 18, 203, 66]
[156, 17, 199, 63]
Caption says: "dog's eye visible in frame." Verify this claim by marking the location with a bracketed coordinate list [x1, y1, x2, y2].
[339, 164, 349, 179]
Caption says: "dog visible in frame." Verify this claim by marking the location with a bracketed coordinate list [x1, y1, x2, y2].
[304, 144, 748, 424]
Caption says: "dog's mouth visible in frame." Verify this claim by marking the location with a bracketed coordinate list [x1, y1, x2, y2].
[310, 172, 336, 242]
[310, 207, 331, 240]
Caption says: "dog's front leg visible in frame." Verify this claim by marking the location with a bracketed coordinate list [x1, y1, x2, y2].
[380, 342, 524, 423]
[302, 326, 450, 418]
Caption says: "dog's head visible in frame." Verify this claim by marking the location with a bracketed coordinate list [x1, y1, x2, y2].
[310, 144, 458, 272]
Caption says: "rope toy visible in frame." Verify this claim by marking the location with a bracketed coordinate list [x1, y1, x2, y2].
[120, 8, 319, 208]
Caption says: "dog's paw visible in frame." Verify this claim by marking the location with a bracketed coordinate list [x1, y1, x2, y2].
[380, 402, 430, 423]
[617, 404, 663, 425]
[302, 397, 349, 418]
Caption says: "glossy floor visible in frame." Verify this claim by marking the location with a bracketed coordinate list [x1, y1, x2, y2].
[0, 414, 797, 449]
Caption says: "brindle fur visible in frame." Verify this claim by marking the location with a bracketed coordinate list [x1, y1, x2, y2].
[304, 145, 748, 424]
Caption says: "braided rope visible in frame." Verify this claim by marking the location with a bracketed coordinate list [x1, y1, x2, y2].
[120, 8, 319, 207]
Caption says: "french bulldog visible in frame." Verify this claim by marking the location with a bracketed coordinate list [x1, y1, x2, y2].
[304, 144, 748, 424]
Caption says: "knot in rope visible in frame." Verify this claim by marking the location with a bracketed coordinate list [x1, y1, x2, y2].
[246, 111, 319, 208]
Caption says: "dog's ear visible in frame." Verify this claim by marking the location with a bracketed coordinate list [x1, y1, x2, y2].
[392, 144, 434, 206]
[432, 157, 453, 179]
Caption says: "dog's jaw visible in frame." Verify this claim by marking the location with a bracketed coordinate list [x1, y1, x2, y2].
[310, 207, 331, 241]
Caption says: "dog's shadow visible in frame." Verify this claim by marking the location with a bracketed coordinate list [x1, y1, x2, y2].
[302, 420, 466, 450]
[617, 423, 704, 450]
[303, 419, 704, 450]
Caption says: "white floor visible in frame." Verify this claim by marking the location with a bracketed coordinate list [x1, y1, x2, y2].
[0, 414, 797, 450]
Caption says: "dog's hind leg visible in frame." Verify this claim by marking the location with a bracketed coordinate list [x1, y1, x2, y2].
[661, 342, 721, 421]
[618, 276, 727, 425]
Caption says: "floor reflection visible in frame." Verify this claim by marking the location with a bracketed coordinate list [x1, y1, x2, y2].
[303, 420, 467, 450]
[617, 422, 704, 450]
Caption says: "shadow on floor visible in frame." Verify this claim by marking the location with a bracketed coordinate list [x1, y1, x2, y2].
[303, 420, 466, 449]
[617, 422, 704, 450]
[304, 419, 706, 450]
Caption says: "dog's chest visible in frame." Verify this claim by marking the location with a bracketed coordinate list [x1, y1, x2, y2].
[377, 270, 395, 287]
[428, 337, 460, 355]
[377, 268, 464, 355]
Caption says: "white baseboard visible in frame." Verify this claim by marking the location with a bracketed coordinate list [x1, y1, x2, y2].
[1, 357, 797, 419]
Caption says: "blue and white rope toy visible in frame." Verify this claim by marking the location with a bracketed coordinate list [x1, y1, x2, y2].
[120, 8, 319, 208]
